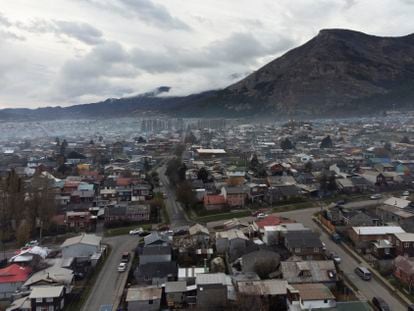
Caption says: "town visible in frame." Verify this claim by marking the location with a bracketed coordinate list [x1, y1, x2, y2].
[1, 115, 414, 311]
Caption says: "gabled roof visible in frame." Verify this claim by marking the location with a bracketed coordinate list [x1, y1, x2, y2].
[189, 223, 209, 236]
[293, 283, 335, 301]
[0, 264, 31, 284]
[29, 285, 64, 299]
[60, 234, 101, 248]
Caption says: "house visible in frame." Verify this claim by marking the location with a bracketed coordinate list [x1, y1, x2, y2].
[131, 184, 152, 202]
[221, 186, 247, 208]
[144, 232, 170, 247]
[280, 260, 338, 288]
[23, 266, 74, 293]
[139, 246, 172, 265]
[394, 255, 414, 289]
[125, 286, 162, 311]
[104, 204, 150, 224]
[0, 264, 31, 299]
[372, 240, 394, 259]
[203, 194, 226, 211]
[349, 226, 405, 249]
[215, 229, 249, 256]
[165, 281, 187, 308]
[60, 233, 102, 259]
[284, 231, 324, 259]
[237, 279, 288, 310]
[196, 273, 232, 310]
[189, 223, 210, 246]
[5, 295, 31, 311]
[288, 283, 336, 310]
[29, 285, 65, 311]
[265, 185, 302, 203]
[340, 209, 376, 227]
[393, 232, 414, 257]
[65, 211, 92, 231]
[134, 261, 177, 285]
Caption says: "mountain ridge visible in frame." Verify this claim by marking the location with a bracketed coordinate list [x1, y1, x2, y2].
[2, 28, 414, 120]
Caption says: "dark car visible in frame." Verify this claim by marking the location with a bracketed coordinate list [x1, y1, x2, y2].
[372, 297, 390, 311]
[408, 305, 414, 311]
[336, 200, 346, 205]
[331, 233, 341, 243]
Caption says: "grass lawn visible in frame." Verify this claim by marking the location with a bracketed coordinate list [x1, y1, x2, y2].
[104, 224, 153, 237]
[271, 201, 316, 213]
[194, 210, 252, 223]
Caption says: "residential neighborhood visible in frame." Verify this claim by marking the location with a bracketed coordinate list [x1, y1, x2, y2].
[1, 116, 414, 310]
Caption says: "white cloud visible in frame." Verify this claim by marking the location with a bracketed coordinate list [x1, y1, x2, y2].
[0, 0, 413, 108]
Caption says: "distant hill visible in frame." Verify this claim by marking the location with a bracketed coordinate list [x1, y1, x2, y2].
[2, 29, 414, 120]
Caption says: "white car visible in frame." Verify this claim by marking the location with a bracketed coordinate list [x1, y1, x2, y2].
[129, 228, 143, 235]
[117, 262, 127, 272]
[403, 191, 410, 196]
[256, 213, 268, 219]
[370, 194, 382, 200]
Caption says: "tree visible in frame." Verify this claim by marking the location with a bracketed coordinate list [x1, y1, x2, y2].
[176, 182, 196, 209]
[184, 132, 198, 144]
[60, 139, 68, 155]
[280, 138, 294, 150]
[143, 158, 151, 173]
[384, 141, 392, 152]
[401, 136, 410, 144]
[197, 167, 209, 183]
[320, 135, 333, 149]
[177, 163, 187, 182]
[136, 136, 146, 144]
[304, 161, 313, 173]
[16, 221, 31, 247]
[249, 154, 260, 170]
[254, 257, 279, 279]
[149, 197, 165, 223]
[174, 144, 185, 157]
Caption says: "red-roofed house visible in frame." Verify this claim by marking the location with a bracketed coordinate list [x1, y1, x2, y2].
[204, 194, 226, 211]
[254, 215, 293, 231]
[0, 264, 31, 299]
[116, 177, 133, 187]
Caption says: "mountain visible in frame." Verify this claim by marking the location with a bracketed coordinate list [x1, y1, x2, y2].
[175, 29, 414, 117]
[2, 29, 414, 120]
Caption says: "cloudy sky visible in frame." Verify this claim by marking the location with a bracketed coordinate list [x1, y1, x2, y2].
[0, 0, 413, 108]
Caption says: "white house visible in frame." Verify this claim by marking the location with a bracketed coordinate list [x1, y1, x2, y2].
[60, 234, 102, 259]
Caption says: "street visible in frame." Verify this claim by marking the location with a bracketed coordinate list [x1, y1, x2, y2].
[81, 235, 138, 311]
[157, 165, 190, 228]
[206, 202, 407, 310]
[277, 208, 407, 310]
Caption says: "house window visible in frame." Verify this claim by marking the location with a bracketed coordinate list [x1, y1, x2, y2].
[324, 299, 328, 303]
[405, 243, 410, 248]
[46, 298, 53, 303]
[149, 299, 153, 305]
[295, 248, 301, 253]
[314, 248, 319, 253]
[36, 298, 43, 303]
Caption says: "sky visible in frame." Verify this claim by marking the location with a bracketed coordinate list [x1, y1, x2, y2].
[0, 0, 414, 109]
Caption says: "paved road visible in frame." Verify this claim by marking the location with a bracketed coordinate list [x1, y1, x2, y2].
[277, 208, 407, 310]
[81, 235, 138, 311]
[157, 165, 190, 228]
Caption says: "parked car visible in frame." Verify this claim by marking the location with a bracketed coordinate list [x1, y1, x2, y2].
[256, 213, 268, 219]
[336, 200, 346, 205]
[372, 296, 390, 311]
[322, 242, 327, 251]
[331, 233, 341, 243]
[121, 252, 130, 263]
[403, 190, 410, 196]
[354, 266, 371, 280]
[251, 210, 265, 217]
[129, 228, 143, 235]
[329, 252, 341, 264]
[117, 262, 127, 272]
[370, 194, 382, 200]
